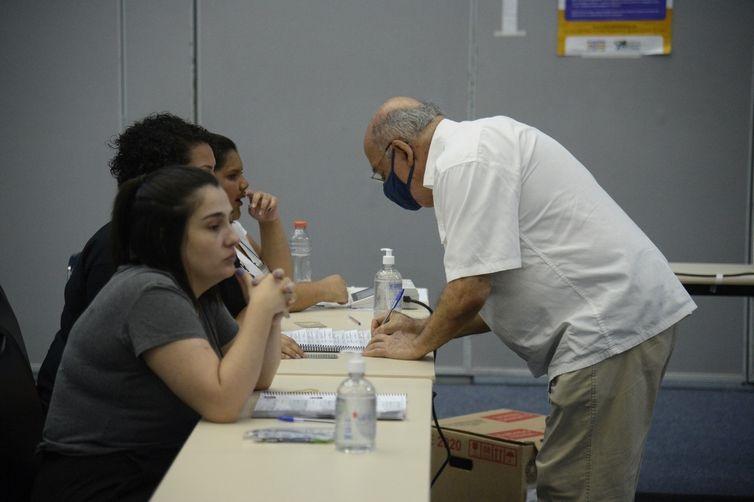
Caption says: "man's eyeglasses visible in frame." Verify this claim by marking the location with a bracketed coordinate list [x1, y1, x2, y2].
[369, 145, 393, 183]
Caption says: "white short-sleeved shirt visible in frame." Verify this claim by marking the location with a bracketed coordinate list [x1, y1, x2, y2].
[424, 117, 696, 379]
[231, 221, 270, 278]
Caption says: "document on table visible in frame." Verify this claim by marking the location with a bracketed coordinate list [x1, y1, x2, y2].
[283, 328, 371, 353]
[251, 391, 407, 420]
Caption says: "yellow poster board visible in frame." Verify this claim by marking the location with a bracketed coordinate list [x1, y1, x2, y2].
[557, 0, 673, 57]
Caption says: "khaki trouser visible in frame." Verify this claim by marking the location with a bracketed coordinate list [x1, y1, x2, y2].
[536, 327, 677, 502]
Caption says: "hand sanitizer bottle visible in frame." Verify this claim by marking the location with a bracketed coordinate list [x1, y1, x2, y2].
[373, 248, 402, 318]
[335, 356, 376, 453]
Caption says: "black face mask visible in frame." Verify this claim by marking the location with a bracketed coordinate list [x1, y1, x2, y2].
[382, 148, 421, 211]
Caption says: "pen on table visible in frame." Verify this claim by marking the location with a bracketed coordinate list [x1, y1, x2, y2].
[277, 416, 334, 424]
[347, 315, 362, 326]
[380, 288, 405, 326]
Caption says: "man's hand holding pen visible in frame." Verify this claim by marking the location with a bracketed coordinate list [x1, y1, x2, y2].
[364, 309, 429, 360]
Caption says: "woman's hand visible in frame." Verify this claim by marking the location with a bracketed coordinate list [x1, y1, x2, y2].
[246, 268, 295, 316]
[246, 189, 280, 222]
[280, 334, 305, 359]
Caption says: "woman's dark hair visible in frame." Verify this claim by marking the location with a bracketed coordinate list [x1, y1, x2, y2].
[109, 113, 213, 185]
[208, 132, 238, 172]
[112, 166, 220, 302]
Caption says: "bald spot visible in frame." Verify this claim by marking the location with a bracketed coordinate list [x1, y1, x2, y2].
[363, 96, 423, 160]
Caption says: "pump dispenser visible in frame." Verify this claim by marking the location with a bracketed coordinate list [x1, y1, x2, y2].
[373, 248, 403, 318]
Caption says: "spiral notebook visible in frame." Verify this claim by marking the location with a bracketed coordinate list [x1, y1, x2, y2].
[283, 328, 371, 353]
[251, 391, 407, 420]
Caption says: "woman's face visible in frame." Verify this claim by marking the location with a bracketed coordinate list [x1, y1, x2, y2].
[215, 150, 248, 221]
[182, 185, 240, 297]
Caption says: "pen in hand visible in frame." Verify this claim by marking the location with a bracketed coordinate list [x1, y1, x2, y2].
[380, 288, 405, 327]
[277, 416, 334, 424]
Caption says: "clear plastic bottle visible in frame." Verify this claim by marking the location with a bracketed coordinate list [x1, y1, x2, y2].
[289, 220, 312, 282]
[335, 356, 376, 453]
[373, 248, 403, 318]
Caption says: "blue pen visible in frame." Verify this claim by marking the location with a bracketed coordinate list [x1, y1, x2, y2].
[277, 415, 334, 424]
[380, 288, 405, 326]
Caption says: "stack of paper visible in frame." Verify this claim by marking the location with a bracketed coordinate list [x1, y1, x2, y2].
[283, 328, 371, 353]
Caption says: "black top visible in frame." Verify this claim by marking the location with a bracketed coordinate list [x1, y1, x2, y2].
[37, 222, 115, 414]
[217, 263, 246, 318]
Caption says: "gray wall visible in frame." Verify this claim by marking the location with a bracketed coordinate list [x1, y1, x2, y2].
[1, 0, 752, 383]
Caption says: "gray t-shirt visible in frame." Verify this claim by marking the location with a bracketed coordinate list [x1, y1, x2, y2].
[42, 265, 237, 455]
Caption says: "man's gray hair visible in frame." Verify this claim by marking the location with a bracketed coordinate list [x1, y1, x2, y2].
[372, 101, 443, 147]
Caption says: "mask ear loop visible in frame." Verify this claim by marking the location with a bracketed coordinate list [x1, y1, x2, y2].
[393, 142, 417, 186]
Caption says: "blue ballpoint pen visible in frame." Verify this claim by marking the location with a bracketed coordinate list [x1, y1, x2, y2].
[277, 415, 334, 424]
[380, 288, 405, 326]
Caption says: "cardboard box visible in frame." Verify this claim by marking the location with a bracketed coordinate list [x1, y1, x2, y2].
[430, 409, 546, 502]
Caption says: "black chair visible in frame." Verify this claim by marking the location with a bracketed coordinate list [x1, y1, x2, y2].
[66, 252, 81, 281]
[0, 284, 43, 501]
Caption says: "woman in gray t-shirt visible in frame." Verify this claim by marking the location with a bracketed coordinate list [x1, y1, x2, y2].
[33, 167, 293, 501]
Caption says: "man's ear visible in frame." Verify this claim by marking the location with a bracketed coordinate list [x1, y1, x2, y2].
[391, 139, 414, 167]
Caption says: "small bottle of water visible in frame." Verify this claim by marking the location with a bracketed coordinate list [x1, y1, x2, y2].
[290, 220, 311, 282]
[335, 356, 376, 453]
[373, 248, 402, 318]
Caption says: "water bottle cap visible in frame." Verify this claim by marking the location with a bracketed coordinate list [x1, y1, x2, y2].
[348, 355, 365, 374]
[293, 220, 308, 229]
[380, 248, 395, 265]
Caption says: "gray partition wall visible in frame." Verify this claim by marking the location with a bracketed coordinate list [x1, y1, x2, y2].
[1, 1, 753, 384]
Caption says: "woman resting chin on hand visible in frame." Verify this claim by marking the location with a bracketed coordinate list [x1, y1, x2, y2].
[209, 133, 350, 359]
[32, 167, 292, 502]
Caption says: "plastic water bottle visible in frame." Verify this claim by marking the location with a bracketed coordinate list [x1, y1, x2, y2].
[373, 248, 402, 318]
[290, 220, 311, 282]
[335, 356, 376, 453]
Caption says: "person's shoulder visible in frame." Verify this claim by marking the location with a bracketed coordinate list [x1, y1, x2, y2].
[474, 115, 534, 138]
[432, 120, 484, 173]
[112, 265, 186, 297]
[476, 116, 537, 165]
[77, 222, 112, 262]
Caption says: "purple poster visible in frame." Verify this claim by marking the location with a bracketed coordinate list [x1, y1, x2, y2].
[565, 0, 666, 21]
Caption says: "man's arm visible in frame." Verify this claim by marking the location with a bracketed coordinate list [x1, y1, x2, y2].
[457, 313, 490, 337]
[364, 274, 491, 359]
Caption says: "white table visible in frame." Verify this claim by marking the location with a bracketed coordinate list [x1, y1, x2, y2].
[152, 374, 433, 502]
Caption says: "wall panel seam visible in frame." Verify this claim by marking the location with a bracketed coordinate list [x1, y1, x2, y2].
[466, 0, 478, 121]
[192, 0, 200, 123]
[119, 0, 126, 128]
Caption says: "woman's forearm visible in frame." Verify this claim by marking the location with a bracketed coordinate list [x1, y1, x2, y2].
[256, 318, 282, 389]
[257, 220, 292, 276]
[212, 309, 275, 420]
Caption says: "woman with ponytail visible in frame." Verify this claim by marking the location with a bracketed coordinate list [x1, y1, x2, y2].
[37, 113, 217, 416]
[33, 167, 292, 501]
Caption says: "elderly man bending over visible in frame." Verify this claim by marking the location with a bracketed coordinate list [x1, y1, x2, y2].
[362, 97, 695, 501]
